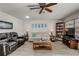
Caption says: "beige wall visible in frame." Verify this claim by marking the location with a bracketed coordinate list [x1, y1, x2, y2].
[24, 19, 58, 35]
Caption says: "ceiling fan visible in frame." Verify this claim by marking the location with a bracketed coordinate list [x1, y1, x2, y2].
[27, 3, 57, 14]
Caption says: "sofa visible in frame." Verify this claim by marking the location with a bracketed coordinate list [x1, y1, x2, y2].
[0, 32, 26, 56]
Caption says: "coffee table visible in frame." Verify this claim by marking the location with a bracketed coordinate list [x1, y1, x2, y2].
[33, 41, 52, 50]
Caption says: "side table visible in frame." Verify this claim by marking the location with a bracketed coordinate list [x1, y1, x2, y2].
[69, 39, 78, 49]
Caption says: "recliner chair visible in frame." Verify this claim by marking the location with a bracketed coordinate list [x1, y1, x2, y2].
[10, 32, 25, 47]
[0, 33, 18, 55]
[0, 32, 26, 56]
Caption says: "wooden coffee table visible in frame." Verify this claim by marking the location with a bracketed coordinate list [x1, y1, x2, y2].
[33, 41, 52, 50]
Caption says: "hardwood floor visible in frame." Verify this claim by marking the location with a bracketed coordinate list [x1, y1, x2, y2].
[9, 41, 79, 56]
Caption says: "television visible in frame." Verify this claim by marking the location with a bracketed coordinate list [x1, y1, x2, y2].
[66, 28, 75, 38]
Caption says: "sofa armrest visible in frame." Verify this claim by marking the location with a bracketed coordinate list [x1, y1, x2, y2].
[0, 39, 9, 42]
[0, 41, 9, 45]
[17, 38, 25, 41]
[0, 42, 10, 56]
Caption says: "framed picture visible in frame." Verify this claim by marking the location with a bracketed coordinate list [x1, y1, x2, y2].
[0, 21, 13, 29]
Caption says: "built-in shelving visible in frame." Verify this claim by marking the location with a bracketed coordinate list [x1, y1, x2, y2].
[56, 22, 65, 39]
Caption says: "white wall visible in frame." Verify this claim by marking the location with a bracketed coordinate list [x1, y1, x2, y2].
[64, 10, 79, 22]
[24, 19, 58, 35]
[0, 11, 59, 36]
[0, 11, 25, 35]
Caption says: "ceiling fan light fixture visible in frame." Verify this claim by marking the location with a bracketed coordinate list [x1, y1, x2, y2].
[25, 16, 30, 19]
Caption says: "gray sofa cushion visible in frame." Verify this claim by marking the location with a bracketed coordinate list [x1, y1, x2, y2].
[6, 32, 17, 42]
[8, 42, 17, 51]
[0, 39, 8, 42]
[8, 42, 17, 47]
[0, 33, 7, 40]
[17, 39, 24, 42]
[10, 32, 18, 41]
[6, 33, 11, 40]
[10, 32, 18, 37]
[0, 41, 8, 44]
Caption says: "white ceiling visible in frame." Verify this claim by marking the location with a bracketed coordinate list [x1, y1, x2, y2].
[0, 3, 79, 20]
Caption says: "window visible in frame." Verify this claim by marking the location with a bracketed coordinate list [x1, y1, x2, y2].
[32, 24, 47, 29]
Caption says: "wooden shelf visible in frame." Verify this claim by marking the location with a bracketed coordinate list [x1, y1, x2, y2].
[56, 22, 65, 39]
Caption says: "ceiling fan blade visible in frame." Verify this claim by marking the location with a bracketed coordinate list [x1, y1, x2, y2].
[39, 3, 46, 8]
[27, 5, 39, 7]
[46, 3, 57, 7]
[45, 8, 52, 12]
[39, 8, 43, 14]
[30, 7, 40, 9]
[38, 3, 46, 14]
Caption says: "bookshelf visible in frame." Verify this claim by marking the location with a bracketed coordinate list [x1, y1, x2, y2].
[56, 22, 65, 39]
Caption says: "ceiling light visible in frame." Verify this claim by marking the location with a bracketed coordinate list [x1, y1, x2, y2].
[25, 16, 30, 19]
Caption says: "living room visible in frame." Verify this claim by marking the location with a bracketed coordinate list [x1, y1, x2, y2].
[0, 3, 79, 56]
